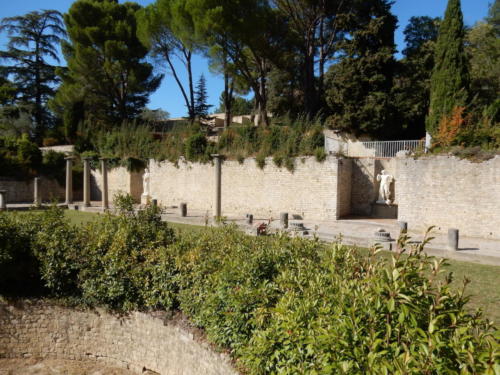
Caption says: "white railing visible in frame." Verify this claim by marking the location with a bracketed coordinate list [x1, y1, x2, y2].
[350, 140, 425, 158]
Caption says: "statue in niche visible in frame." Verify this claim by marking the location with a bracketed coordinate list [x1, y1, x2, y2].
[376, 170, 394, 205]
[142, 168, 150, 197]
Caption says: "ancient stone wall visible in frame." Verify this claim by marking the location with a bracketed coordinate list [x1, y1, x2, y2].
[0, 177, 67, 203]
[0, 301, 237, 375]
[396, 155, 500, 239]
[91, 167, 143, 203]
[149, 156, 348, 220]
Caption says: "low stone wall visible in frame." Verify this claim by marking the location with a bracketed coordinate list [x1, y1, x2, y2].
[0, 177, 67, 203]
[149, 156, 351, 220]
[396, 155, 500, 239]
[0, 301, 238, 375]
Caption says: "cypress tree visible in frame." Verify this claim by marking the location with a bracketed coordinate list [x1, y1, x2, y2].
[426, 0, 469, 135]
[194, 74, 212, 120]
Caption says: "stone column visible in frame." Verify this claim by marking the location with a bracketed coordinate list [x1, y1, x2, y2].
[83, 158, 91, 208]
[212, 154, 222, 220]
[0, 190, 7, 210]
[65, 156, 74, 205]
[33, 177, 41, 206]
[100, 158, 109, 210]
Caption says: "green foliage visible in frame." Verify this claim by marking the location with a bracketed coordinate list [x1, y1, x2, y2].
[78, 204, 176, 310]
[0, 10, 66, 142]
[194, 74, 212, 120]
[0, 213, 40, 295]
[184, 133, 208, 162]
[426, 0, 470, 135]
[1, 209, 498, 372]
[325, 0, 398, 138]
[54, 0, 162, 128]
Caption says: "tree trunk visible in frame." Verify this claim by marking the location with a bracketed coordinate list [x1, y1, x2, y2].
[186, 51, 195, 122]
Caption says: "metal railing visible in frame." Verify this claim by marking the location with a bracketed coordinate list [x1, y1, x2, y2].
[352, 140, 425, 158]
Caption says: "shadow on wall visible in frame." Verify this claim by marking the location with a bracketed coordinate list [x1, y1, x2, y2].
[90, 174, 102, 201]
[350, 159, 376, 216]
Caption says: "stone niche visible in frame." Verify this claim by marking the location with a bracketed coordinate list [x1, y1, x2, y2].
[0, 301, 237, 375]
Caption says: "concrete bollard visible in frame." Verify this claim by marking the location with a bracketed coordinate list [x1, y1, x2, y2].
[447, 228, 459, 251]
[0, 190, 7, 210]
[33, 177, 41, 206]
[180, 203, 187, 217]
[246, 214, 253, 225]
[280, 212, 289, 229]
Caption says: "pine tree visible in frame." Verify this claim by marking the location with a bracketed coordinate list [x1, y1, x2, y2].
[426, 0, 469, 135]
[325, 0, 397, 138]
[0, 10, 66, 142]
[194, 74, 212, 120]
[53, 0, 162, 129]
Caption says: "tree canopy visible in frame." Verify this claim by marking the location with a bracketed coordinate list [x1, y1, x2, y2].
[53, 0, 162, 134]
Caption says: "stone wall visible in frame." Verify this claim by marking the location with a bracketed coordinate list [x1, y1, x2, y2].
[396, 155, 500, 239]
[91, 167, 143, 203]
[149, 156, 351, 220]
[0, 177, 67, 203]
[0, 301, 237, 375]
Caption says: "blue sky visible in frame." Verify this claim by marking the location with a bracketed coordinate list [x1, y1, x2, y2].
[0, 0, 492, 118]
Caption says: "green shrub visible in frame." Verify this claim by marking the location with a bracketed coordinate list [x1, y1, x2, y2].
[272, 153, 284, 168]
[0, 213, 40, 295]
[31, 207, 81, 296]
[16, 134, 42, 169]
[184, 133, 207, 162]
[255, 153, 266, 169]
[77, 203, 176, 310]
[314, 147, 327, 162]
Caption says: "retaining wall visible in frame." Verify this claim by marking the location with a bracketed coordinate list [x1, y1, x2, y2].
[149, 156, 351, 220]
[91, 167, 143, 203]
[0, 177, 68, 203]
[0, 301, 237, 375]
[396, 155, 500, 239]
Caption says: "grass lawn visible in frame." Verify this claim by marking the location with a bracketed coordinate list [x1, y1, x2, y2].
[4, 209, 500, 323]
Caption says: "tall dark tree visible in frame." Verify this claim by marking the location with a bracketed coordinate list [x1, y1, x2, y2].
[325, 0, 397, 138]
[187, 0, 281, 126]
[0, 10, 66, 142]
[271, 0, 349, 115]
[53, 0, 162, 130]
[402, 16, 440, 57]
[426, 0, 469, 135]
[193, 73, 211, 119]
[392, 16, 440, 138]
[137, 0, 198, 121]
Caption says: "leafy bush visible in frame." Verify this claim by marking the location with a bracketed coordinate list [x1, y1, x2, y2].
[1, 208, 497, 373]
[77, 204, 177, 310]
[184, 132, 208, 162]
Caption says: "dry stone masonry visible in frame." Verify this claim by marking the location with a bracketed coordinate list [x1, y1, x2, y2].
[0, 301, 238, 375]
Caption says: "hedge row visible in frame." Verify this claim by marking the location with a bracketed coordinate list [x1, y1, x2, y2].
[0, 205, 498, 374]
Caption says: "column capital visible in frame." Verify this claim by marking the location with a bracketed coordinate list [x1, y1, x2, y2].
[64, 155, 75, 161]
[0, 190, 7, 194]
[211, 154, 222, 159]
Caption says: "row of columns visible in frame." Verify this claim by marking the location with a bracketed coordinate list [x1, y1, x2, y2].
[65, 156, 108, 210]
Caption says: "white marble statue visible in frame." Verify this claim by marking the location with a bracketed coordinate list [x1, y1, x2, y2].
[376, 170, 394, 205]
[142, 168, 150, 197]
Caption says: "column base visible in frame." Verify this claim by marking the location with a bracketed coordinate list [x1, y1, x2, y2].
[141, 194, 151, 205]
